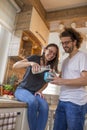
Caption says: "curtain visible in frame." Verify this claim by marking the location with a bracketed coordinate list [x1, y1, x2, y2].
[0, 0, 17, 32]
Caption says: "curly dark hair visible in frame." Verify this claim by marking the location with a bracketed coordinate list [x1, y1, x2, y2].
[59, 27, 83, 49]
[41, 43, 59, 73]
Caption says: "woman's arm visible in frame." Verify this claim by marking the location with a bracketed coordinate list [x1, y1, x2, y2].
[35, 83, 48, 98]
[37, 83, 48, 93]
[13, 59, 32, 69]
[13, 58, 41, 70]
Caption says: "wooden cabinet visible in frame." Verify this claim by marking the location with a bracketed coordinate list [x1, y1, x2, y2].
[0, 107, 24, 130]
[18, 33, 32, 58]
[0, 100, 29, 130]
[15, 7, 49, 46]
[15, 10, 32, 31]
[30, 7, 49, 46]
[9, 7, 49, 57]
[18, 31, 42, 58]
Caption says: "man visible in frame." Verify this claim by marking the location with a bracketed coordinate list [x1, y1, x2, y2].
[50, 27, 87, 130]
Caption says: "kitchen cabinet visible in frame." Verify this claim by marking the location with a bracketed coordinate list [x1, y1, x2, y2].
[18, 31, 42, 58]
[0, 99, 29, 130]
[0, 108, 24, 130]
[9, 7, 48, 57]
[15, 10, 32, 31]
[15, 7, 49, 47]
[30, 7, 49, 46]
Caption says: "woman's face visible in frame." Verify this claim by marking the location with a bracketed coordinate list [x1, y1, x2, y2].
[44, 46, 58, 62]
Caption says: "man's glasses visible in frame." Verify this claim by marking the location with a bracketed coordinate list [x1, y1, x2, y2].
[61, 40, 73, 46]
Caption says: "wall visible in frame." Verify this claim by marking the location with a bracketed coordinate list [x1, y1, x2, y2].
[4, 57, 25, 83]
[43, 32, 61, 95]
[0, 0, 17, 83]
[0, 0, 17, 32]
[0, 26, 11, 83]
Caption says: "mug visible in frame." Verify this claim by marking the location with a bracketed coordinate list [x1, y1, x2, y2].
[44, 72, 55, 82]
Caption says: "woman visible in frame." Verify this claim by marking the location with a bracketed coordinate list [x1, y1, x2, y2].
[13, 43, 59, 130]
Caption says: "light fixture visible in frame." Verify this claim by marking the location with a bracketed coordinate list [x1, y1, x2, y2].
[59, 24, 64, 30]
[71, 22, 76, 28]
[22, 36, 29, 41]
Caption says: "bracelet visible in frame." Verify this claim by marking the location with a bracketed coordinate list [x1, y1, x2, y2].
[36, 92, 41, 97]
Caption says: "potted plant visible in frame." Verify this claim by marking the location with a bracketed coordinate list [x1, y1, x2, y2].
[3, 74, 18, 95]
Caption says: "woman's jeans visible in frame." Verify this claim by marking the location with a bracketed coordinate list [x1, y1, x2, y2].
[14, 87, 49, 130]
[53, 101, 86, 130]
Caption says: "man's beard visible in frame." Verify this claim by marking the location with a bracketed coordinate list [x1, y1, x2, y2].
[64, 46, 74, 53]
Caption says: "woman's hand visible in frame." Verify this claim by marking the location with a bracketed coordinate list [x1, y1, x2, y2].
[31, 62, 41, 74]
[35, 91, 44, 98]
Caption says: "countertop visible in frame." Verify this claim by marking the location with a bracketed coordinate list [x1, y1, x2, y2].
[0, 96, 27, 108]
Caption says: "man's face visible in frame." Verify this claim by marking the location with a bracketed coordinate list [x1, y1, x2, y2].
[60, 37, 75, 53]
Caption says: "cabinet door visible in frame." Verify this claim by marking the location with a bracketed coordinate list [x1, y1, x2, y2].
[0, 107, 25, 130]
[15, 11, 31, 31]
[21, 108, 29, 130]
[30, 7, 49, 46]
[38, 17, 49, 45]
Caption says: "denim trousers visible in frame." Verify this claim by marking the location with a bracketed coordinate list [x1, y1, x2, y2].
[14, 87, 49, 130]
[53, 100, 86, 130]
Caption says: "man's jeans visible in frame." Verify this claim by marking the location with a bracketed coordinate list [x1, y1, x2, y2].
[53, 101, 86, 130]
[14, 87, 49, 130]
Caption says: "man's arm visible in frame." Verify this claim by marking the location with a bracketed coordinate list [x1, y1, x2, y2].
[50, 71, 87, 87]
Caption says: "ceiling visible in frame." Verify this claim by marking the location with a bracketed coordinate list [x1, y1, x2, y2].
[40, 0, 87, 12]
[15, 0, 87, 33]
[40, 0, 87, 32]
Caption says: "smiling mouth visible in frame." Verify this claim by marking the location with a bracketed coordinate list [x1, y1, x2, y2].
[47, 57, 53, 61]
[64, 47, 69, 52]
[64, 47, 69, 50]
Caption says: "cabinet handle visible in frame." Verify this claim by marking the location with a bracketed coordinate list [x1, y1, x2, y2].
[17, 112, 21, 115]
[36, 31, 46, 43]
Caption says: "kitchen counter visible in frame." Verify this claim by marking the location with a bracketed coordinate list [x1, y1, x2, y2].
[0, 96, 29, 130]
[0, 96, 27, 108]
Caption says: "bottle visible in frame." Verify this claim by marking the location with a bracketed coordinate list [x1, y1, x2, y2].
[32, 65, 51, 74]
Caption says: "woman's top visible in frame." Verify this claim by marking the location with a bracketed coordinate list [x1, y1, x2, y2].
[18, 55, 48, 94]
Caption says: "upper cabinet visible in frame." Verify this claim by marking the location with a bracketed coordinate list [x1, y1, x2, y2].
[30, 7, 49, 46]
[15, 7, 49, 46]
[9, 7, 49, 57]
[18, 31, 42, 58]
